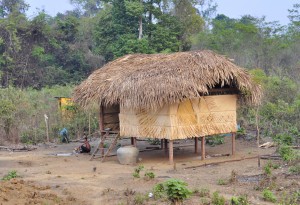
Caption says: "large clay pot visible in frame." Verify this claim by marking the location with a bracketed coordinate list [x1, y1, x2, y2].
[117, 145, 139, 165]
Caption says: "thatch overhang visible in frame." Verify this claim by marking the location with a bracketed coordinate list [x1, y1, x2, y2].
[73, 50, 262, 110]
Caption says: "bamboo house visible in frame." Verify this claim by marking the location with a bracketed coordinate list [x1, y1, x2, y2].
[73, 50, 262, 163]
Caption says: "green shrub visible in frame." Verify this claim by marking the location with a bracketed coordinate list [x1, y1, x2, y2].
[211, 191, 225, 205]
[164, 179, 192, 204]
[279, 145, 297, 162]
[2, 170, 18, 181]
[274, 133, 294, 145]
[264, 163, 272, 176]
[230, 195, 249, 205]
[144, 171, 155, 180]
[262, 189, 277, 203]
[152, 183, 165, 199]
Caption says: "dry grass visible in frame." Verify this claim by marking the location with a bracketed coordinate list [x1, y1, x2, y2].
[73, 50, 262, 110]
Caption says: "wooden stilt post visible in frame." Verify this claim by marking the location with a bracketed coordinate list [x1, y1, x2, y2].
[133, 137, 137, 147]
[161, 139, 164, 150]
[169, 140, 174, 164]
[232, 132, 236, 156]
[194, 137, 198, 153]
[131, 137, 134, 145]
[99, 105, 105, 156]
[164, 139, 168, 150]
[201, 137, 205, 160]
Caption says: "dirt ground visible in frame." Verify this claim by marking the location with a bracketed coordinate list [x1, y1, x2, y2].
[0, 137, 299, 205]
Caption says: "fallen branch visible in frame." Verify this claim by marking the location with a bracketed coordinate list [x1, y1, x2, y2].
[185, 156, 258, 169]
[0, 145, 37, 152]
[259, 154, 282, 160]
[0, 146, 12, 151]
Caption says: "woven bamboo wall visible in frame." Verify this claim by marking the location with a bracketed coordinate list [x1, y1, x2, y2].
[103, 104, 120, 131]
[119, 95, 237, 139]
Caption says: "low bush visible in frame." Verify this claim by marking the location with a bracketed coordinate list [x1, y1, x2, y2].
[230, 195, 249, 205]
[288, 164, 300, 174]
[152, 179, 192, 204]
[211, 191, 225, 205]
[152, 183, 165, 200]
[165, 179, 192, 204]
[144, 171, 155, 180]
[262, 189, 277, 203]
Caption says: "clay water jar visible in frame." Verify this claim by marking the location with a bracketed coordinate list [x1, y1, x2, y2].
[117, 145, 139, 165]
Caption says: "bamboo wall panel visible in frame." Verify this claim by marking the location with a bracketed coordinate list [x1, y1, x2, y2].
[103, 105, 120, 131]
[120, 95, 237, 139]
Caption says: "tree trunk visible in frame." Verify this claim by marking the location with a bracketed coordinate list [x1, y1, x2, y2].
[138, 15, 143, 39]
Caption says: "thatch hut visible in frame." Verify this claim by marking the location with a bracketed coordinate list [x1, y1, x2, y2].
[73, 50, 262, 163]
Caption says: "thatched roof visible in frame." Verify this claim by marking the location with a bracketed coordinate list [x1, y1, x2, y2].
[73, 50, 262, 109]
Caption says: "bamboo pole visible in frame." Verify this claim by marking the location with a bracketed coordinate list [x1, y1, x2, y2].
[99, 105, 104, 156]
[169, 140, 174, 164]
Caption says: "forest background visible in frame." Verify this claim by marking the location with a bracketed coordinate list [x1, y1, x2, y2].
[0, 0, 299, 147]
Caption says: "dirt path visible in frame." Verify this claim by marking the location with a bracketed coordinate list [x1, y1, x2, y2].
[0, 137, 298, 205]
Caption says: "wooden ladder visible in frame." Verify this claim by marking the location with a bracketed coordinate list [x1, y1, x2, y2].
[90, 130, 120, 162]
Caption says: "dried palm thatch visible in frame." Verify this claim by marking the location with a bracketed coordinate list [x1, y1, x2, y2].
[73, 50, 262, 110]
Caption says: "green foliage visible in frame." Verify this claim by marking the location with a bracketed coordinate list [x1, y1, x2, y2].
[217, 178, 228, 185]
[206, 135, 224, 146]
[211, 191, 225, 205]
[132, 165, 144, 178]
[264, 162, 272, 176]
[0, 99, 16, 138]
[230, 195, 249, 205]
[262, 189, 277, 203]
[230, 195, 250, 205]
[288, 164, 300, 174]
[2, 170, 18, 181]
[278, 145, 298, 162]
[164, 179, 192, 204]
[152, 183, 165, 200]
[146, 138, 160, 145]
[144, 171, 155, 180]
[0, 86, 98, 144]
[278, 191, 300, 205]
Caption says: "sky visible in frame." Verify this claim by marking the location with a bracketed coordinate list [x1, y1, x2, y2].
[26, 0, 299, 25]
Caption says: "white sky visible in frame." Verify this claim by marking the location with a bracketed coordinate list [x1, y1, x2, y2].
[26, 0, 299, 25]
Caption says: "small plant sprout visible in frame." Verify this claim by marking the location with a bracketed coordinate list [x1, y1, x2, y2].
[262, 189, 277, 203]
[132, 165, 144, 178]
[2, 170, 19, 181]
